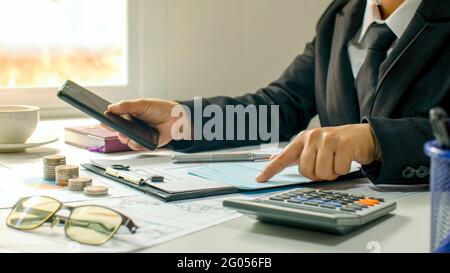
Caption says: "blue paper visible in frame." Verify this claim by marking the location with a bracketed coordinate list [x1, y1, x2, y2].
[188, 162, 313, 190]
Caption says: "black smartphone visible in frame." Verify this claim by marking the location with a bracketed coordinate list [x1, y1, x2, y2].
[57, 80, 159, 151]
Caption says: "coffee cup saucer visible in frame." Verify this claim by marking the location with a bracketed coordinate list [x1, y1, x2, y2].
[0, 136, 59, 153]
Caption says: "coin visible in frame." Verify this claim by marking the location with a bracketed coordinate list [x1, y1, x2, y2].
[68, 176, 92, 191]
[84, 185, 109, 197]
[43, 155, 66, 181]
[55, 165, 79, 187]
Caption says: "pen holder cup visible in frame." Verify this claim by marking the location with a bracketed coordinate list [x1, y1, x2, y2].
[425, 141, 450, 252]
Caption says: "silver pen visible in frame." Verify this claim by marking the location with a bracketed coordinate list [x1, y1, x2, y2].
[172, 153, 272, 163]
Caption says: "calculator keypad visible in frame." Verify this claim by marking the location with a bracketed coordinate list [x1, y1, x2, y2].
[267, 188, 384, 213]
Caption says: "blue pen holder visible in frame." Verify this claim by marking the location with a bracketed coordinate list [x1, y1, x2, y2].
[424, 141, 450, 253]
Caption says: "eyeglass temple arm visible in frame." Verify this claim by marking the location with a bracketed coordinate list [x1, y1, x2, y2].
[44, 214, 133, 237]
[121, 216, 138, 234]
[46, 215, 117, 237]
[57, 205, 138, 233]
[25, 207, 138, 233]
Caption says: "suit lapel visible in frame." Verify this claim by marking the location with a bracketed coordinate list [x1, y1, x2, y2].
[326, 0, 365, 125]
[371, 4, 450, 117]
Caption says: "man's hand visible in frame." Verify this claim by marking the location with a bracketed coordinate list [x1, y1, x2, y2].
[256, 124, 380, 182]
[104, 99, 188, 151]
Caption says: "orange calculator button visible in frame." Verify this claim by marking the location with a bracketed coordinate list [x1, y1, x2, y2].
[357, 199, 380, 206]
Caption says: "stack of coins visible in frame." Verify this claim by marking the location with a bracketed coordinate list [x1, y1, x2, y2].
[43, 155, 66, 181]
[55, 165, 79, 186]
[68, 177, 92, 192]
[84, 185, 109, 197]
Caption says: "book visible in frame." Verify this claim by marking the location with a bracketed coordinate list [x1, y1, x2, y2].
[64, 125, 131, 153]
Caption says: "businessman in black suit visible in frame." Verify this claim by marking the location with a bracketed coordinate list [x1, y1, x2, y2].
[106, 0, 449, 185]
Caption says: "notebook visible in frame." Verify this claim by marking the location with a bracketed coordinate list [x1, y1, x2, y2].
[65, 125, 131, 153]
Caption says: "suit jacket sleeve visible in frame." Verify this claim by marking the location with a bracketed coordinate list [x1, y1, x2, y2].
[167, 40, 318, 152]
[362, 117, 434, 185]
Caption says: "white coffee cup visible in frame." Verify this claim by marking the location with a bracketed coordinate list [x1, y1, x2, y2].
[0, 105, 40, 144]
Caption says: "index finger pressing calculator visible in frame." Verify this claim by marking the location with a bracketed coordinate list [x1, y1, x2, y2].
[223, 188, 396, 234]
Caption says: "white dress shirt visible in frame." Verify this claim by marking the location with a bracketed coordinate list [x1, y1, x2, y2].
[348, 0, 422, 78]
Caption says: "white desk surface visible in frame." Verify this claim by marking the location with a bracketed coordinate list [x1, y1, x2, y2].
[0, 119, 431, 253]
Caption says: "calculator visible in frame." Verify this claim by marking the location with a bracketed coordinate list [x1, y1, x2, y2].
[223, 188, 396, 234]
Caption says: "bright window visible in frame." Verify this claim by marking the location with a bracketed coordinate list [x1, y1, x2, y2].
[0, 0, 128, 88]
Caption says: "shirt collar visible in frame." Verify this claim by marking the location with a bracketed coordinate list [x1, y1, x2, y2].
[358, 0, 422, 43]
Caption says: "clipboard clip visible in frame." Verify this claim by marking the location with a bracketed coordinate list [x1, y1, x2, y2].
[106, 165, 165, 185]
[112, 165, 131, 171]
[106, 165, 145, 186]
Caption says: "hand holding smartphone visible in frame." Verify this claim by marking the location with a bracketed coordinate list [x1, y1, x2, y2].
[57, 80, 160, 151]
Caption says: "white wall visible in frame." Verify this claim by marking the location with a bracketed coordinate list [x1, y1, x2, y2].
[166, 0, 331, 101]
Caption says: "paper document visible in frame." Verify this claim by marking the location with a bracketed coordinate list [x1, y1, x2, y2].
[0, 181, 422, 253]
[0, 192, 270, 253]
[91, 158, 232, 193]
[188, 162, 361, 190]
[93, 157, 361, 191]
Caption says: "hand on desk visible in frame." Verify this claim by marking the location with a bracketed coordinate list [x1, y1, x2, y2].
[256, 124, 380, 182]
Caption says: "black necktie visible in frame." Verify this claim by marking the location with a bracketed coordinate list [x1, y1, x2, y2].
[355, 23, 396, 118]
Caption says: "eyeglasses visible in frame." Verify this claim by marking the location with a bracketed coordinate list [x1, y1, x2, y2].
[6, 196, 138, 246]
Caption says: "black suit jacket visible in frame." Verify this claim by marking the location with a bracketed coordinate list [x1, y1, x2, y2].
[168, 0, 450, 185]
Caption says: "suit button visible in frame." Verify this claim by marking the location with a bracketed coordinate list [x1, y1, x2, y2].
[402, 167, 416, 179]
[416, 166, 429, 178]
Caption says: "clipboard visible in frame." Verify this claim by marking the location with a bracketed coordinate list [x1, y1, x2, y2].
[81, 163, 363, 202]
[81, 163, 242, 202]
[81, 158, 363, 202]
